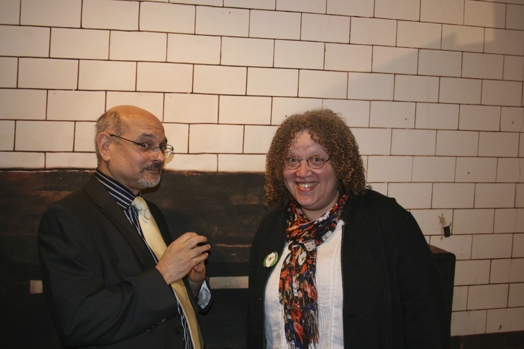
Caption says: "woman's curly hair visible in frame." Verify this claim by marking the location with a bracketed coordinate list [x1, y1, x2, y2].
[265, 109, 367, 209]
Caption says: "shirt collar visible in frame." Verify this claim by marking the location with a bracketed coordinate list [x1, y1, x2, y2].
[95, 169, 139, 210]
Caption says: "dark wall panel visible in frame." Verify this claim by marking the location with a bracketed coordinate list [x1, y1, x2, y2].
[0, 170, 266, 280]
[0, 170, 266, 349]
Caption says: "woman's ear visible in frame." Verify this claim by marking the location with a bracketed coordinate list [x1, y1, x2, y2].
[97, 133, 113, 161]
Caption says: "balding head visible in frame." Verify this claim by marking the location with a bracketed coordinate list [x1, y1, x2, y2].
[106, 105, 158, 123]
[94, 105, 162, 163]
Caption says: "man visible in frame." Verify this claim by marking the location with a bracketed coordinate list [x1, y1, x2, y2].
[38, 105, 211, 348]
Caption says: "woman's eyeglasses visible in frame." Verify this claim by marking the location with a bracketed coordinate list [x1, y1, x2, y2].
[284, 156, 330, 170]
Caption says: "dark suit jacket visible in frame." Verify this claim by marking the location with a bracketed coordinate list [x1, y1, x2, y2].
[247, 190, 451, 348]
[38, 175, 206, 348]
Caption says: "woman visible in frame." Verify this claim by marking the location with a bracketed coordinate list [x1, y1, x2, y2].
[247, 109, 450, 348]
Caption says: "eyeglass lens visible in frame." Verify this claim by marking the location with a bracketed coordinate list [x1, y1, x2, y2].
[285, 157, 328, 169]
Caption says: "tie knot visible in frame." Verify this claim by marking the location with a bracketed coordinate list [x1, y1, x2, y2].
[132, 196, 151, 219]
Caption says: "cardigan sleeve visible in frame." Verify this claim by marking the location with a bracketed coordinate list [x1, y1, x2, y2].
[385, 204, 451, 349]
[342, 190, 450, 348]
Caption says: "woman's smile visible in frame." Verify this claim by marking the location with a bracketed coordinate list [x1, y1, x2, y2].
[296, 181, 319, 189]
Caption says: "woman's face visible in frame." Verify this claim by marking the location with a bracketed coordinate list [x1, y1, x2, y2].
[283, 130, 340, 221]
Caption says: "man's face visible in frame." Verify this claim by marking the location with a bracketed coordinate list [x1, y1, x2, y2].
[107, 112, 167, 194]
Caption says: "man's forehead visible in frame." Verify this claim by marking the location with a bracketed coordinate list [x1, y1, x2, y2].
[124, 116, 165, 135]
[130, 128, 166, 141]
[127, 118, 164, 129]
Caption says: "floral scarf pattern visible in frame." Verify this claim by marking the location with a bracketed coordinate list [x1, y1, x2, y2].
[279, 193, 349, 348]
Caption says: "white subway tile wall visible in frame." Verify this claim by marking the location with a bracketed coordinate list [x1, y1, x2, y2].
[451, 310, 487, 336]
[397, 21, 441, 49]
[74, 122, 97, 152]
[418, 50, 462, 77]
[0, 0, 523, 336]
[454, 260, 491, 286]
[452, 286, 469, 311]
[514, 235, 524, 258]
[420, 0, 464, 25]
[410, 208, 453, 235]
[508, 283, 524, 307]
[0, 120, 15, 150]
[50, 28, 109, 60]
[327, 0, 373, 17]
[350, 17, 397, 46]
[504, 56, 524, 82]
[486, 307, 524, 333]
[453, 209, 495, 235]
[494, 209, 524, 234]
[517, 184, 524, 208]
[107, 91, 164, 116]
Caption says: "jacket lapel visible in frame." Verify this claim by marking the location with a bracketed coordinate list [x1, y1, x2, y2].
[258, 211, 287, 284]
[83, 175, 157, 270]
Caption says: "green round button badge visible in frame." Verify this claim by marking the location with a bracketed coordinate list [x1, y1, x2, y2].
[263, 252, 279, 268]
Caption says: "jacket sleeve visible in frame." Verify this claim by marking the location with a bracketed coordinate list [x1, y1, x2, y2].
[38, 203, 178, 347]
[388, 207, 451, 349]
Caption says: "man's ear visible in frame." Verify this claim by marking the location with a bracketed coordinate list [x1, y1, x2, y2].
[97, 133, 113, 161]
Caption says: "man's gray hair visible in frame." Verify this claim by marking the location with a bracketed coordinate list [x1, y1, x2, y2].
[94, 110, 126, 162]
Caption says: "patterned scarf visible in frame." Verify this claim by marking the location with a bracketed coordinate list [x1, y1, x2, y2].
[279, 193, 349, 348]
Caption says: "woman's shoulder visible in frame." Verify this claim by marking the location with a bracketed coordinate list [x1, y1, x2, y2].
[354, 189, 399, 208]
[347, 189, 410, 220]
[258, 206, 286, 229]
[251, 207, 287, 249]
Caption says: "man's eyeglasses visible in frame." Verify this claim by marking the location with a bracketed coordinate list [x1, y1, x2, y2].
[284, 156, 330, 170]
[110, 134, 174, 158]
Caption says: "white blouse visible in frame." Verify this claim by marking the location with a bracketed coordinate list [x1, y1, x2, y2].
[264, 220, 345, 349]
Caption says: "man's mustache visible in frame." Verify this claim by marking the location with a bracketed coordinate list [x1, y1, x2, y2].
[142, 163, 163, 172]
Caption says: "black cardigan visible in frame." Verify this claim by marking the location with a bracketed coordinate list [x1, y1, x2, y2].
[247, 190, 451, 348]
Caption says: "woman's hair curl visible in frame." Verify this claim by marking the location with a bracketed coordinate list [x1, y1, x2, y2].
[265, 109, 366, 209]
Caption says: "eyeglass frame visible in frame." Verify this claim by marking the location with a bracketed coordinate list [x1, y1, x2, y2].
[109, 134, 174, 158]
[284, 156, 331, 170]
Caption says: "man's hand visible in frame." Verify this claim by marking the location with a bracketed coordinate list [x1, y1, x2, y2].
[155, 232, 210, 285]
[188, 261, 206, 296]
